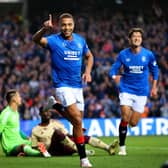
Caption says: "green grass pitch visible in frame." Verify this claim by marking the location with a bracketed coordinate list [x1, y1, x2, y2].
[0, 136, 167, 168]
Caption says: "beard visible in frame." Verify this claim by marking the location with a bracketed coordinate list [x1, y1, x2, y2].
[131, 43, 140, 49]
[61, 32, 72, 40]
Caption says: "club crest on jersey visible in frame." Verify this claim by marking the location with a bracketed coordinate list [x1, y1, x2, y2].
[77, 43, 82, 49]
[142, 56, 146, 62]
[62, 42, 67, 47]
[126, 58, 130, 62]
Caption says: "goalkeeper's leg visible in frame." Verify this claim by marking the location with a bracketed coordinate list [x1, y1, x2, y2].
[10, 144, 41, 156]
[86, 136, 118, 155]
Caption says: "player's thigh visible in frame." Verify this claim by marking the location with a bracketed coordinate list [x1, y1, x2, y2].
[72, 88, 84, 112]
[56, 87, 83, 121]
[51, 129, 66, 143]
[132, 95, 147, 113]
[130, 95, 147, 126]
[55, 87, 76, 106]
[49, 144, 76, 156]
[119, 93, 134, 108]
[119, 93, 134, 121]
[120, 105, 132, 122]
[65, 103, 82, 125]
[55, 87, 84, 111]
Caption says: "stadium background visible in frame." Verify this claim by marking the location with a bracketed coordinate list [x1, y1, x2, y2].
[0, 0, 168, 136]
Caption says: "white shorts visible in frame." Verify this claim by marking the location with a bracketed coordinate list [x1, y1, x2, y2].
[55, 87, 84, 111]
[119, 92, 147, 113]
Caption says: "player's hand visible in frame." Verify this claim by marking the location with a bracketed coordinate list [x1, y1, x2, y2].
[113, 75, 121, 85]
[43, 14, 53, 30]
[82, 73, 92, 84]
[150, 87, 157, 98]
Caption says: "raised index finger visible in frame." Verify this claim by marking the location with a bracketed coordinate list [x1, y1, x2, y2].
[49, 14, 52, 22]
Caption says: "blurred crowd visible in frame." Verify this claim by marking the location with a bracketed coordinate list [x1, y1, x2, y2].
[0, 8, 168, 120]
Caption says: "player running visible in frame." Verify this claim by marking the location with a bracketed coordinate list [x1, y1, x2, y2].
[32, 13, 94, 167]
[109, 27, 159, 155]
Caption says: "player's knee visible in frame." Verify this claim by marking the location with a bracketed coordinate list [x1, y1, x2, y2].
[20, 144, 26, 152]
[129, 120, 138, 127]
[53, 129, 65, 141]
[71, 115, 82, 127]
[122, 116, 130, 123]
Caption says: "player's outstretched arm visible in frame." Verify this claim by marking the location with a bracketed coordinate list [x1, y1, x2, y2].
[32, 14, 53, 47]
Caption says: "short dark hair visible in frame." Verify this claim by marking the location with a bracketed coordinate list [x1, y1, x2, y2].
[128, 27, 144, 38]
[59, 13, 74, 22]
[6, 89, 17, 103]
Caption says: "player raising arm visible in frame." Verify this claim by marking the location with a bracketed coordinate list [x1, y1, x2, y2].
[32, 13, 93, 167]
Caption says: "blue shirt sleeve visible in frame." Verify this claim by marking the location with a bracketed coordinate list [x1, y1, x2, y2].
[109, 53, 122, 77]
[148, 52, 159, 80]
[45, 35, 53, 50]
[82, 40, 90, 56]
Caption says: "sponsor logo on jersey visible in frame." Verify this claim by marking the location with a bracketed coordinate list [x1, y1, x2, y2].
[129, 66, 144, 74]
[64, 50, 81, 60]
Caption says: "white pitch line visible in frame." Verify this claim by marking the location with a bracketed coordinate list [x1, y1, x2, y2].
[128, 146, 168, 150]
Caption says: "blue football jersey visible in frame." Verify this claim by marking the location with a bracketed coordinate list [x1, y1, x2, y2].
[109, 47, 159, 96]
[46, 33, 90, 88]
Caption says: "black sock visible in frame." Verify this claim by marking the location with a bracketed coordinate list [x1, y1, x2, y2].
[119, 122, 128, 146]
[53, 103, 64, 112]
[53, 103, 66, 117]
[76, 144, 86, 159]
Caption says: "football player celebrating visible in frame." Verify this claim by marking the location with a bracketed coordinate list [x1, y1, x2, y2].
[109, 27, 159, 155]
